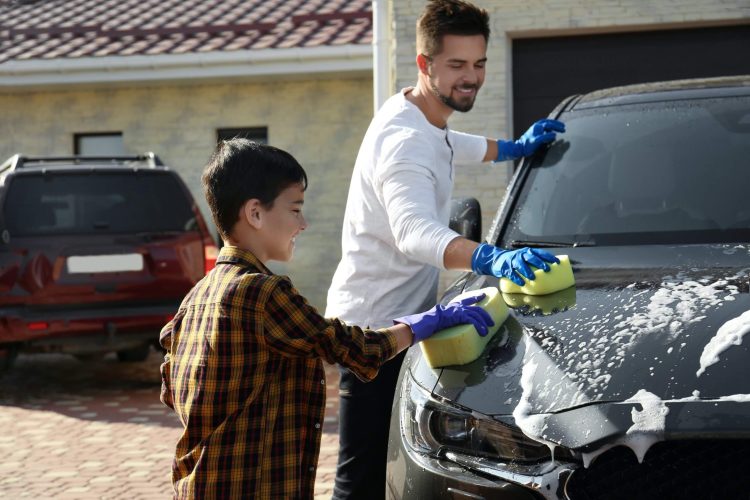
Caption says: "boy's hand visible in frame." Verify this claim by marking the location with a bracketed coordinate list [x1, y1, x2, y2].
[394, 294, 494, 344]
[471, 243, 559, 286]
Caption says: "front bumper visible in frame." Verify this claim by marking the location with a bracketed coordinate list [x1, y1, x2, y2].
[386, 372, 576, 500]
[387, 442, 547, 499]
[387, 421, 576, 500]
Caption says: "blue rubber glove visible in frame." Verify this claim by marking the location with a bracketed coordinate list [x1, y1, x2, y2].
[394, 293, 495, 345]
[471, 243, 560, 286]
[495, 118, 566, 161]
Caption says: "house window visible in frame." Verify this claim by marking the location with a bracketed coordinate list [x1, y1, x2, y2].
[74, 132, 125, 155]
[217, 127, 268, 144]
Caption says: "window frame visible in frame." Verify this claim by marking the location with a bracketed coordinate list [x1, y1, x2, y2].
[73, 132, 125, 156]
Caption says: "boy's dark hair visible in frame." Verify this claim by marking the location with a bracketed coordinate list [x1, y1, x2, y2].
[416, 0, 490, 57]
[202, 139, 308, 239]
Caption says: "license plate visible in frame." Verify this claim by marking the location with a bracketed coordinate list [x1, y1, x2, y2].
[67, 253, 144, 273]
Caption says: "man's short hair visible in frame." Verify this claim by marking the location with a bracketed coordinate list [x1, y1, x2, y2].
[416, 0, 490, 57]
[202, 139, 308, 239]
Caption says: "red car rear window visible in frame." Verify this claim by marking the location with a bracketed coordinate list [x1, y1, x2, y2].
[4, 171, 197, 236]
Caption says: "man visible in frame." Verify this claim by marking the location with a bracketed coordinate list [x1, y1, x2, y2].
[325, 1, 565, 497]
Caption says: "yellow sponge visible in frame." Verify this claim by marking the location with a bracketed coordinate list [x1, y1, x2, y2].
[502, 285, 576, 315]
[499, 255, 574, 296]
[419, 287, 508, 368]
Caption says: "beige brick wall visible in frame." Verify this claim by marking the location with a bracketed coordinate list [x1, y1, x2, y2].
[390, 0, 750, 291]
[0, 78, 373, 310]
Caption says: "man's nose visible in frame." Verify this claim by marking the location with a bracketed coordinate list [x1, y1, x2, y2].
[461, 68, 480, 85]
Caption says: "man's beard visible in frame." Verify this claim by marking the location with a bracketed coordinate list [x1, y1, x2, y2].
[429, 74, 477, 112]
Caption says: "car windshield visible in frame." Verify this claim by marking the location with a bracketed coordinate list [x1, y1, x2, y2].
[502, 93, 750, 247]
[4, 171, 197, 236]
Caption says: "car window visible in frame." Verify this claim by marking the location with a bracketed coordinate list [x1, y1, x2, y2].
[502, 94, 750, 246]
[4, 172, 197, 236]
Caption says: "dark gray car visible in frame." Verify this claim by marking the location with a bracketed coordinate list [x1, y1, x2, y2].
[386, 75, 750, 499]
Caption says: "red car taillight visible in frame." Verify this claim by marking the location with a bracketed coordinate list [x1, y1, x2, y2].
[27, 321, 49, 331]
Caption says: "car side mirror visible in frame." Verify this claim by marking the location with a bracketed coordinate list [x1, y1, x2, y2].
[449, 197, 482, 243]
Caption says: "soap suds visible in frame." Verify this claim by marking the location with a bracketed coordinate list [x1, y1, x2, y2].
[582, 389, 669, 468]
[580, 390, 750, 468]
[627, 391, 669, 423]
[512, 357, 549, 439]
[696, 309, 750, 377]
[512, 268, 746, 466]
[539, 275, 741, 403]
[718, 394, 750, 402]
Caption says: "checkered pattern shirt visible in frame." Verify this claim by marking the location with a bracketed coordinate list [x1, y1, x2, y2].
[159, 246, 398, 499]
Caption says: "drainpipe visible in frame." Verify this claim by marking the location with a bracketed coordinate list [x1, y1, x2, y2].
[372, 0, 389, 114]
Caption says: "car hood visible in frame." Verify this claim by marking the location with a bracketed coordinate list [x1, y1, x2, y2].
[420, 244, 750, 451]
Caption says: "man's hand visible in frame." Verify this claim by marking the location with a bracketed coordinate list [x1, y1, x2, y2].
[471, 243, 559, 285]
[394, 294, 495, 344]
[495, 119, 565, 162]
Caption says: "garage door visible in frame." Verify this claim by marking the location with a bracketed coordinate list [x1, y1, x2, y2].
[512, 24, 750, 136]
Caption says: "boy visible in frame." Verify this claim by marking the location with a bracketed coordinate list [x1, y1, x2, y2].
[159, 139, 493, 499]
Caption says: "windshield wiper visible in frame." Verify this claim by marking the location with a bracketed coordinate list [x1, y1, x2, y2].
[510, 238, 596, 248]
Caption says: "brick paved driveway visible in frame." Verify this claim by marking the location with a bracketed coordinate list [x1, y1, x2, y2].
[0, 350, 340, 499]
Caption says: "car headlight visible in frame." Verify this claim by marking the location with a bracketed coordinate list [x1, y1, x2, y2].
[399, 370, 555, 464]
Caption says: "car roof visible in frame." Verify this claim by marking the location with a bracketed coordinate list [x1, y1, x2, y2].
[570, 74, 750, 110]
[0, 153, 169, 181]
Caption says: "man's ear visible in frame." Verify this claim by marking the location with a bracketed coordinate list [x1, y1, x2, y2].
[416, 53, 430, 75]
[242, 199, 264, 230]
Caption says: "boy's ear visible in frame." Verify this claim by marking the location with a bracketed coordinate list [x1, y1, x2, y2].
[242, 199, 264, 229]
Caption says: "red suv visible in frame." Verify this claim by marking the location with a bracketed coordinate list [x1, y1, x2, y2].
[0, 153, 218, 370]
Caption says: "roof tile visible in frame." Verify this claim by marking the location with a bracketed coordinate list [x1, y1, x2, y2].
[0, 0, 372, 63]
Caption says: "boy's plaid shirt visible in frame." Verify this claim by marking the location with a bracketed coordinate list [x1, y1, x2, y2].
[159, 246, 398, 499]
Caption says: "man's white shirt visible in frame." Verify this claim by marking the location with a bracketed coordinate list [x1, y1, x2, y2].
[325, 89, 487, 329]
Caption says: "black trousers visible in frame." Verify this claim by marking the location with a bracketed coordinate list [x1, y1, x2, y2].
[332, 349, 407, 499]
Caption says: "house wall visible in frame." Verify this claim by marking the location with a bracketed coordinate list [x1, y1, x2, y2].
[389, 0, 750, 289]
[0, 77, 373, 310]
